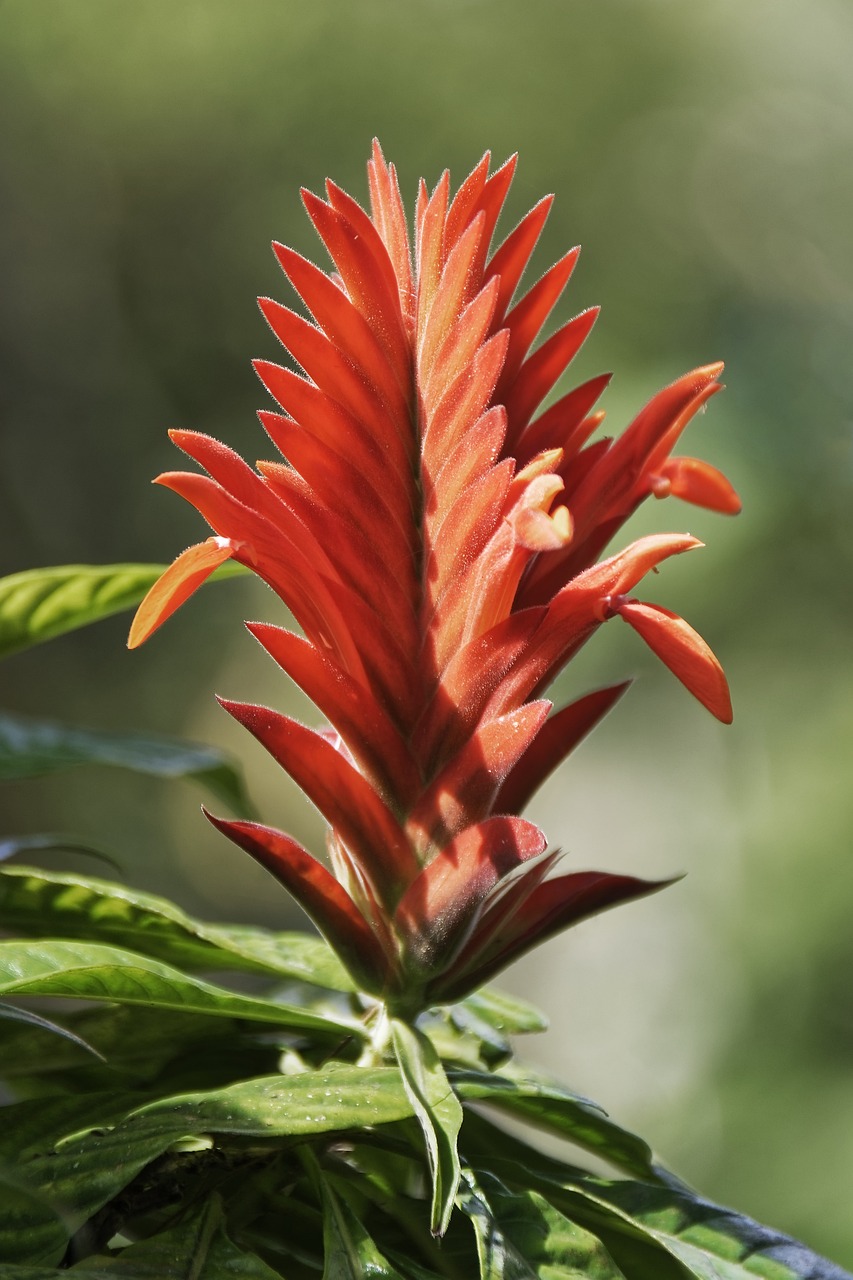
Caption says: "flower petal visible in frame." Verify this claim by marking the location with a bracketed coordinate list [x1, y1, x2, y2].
[127, 537, 233, 648]
[247, 621, 421, 808]
[615, 599, 733, 723]
[503, 307, 599, 446]
[654, 455, 742, 515]
[406, 702, 550, 850]
[487, 195, 554, 320]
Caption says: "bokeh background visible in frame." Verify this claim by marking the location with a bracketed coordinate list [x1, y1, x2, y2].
[2, 0, 852, 1263]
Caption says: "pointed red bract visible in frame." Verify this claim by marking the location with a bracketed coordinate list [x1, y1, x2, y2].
[203, 811, 390, 995]
[130, 144, 739, 1010]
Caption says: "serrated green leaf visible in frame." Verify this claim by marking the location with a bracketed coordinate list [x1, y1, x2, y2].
[320, 1178, 406, 1280]
[0, 562, 247, 660]
[0, 938, 357, 1040]
[0, 1065, 413, 1264]
[458, 988, 549, 1036]
[452, 1068, 656, 1181]
[459, 1170, 627, 1280]
[0, 711, 254, 817]
[391, 1019, 462, 1238]
[0, 865, 354, 990]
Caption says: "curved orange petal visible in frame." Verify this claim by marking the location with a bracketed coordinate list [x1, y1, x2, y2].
[127, 537, 233, 649]
[616, 599, 733, 723]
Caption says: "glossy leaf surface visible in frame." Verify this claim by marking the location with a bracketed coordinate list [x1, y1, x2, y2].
[392, 1019, 463, 1237]
[0, 866, 353, 989]
[0, 938, 356, 1038]
[460, 1171, 626, 1279]
[319, 1179, 407, 1280]
[587, 1178, 853, 1280]
[452, 1069, 656, 1180]
[0, 1066, 414, 1265]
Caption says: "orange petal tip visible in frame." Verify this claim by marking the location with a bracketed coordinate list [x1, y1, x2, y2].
[127, 537, 233, 649]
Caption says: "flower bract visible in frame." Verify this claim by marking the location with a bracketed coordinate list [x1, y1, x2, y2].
[130, 143, 739, 1015]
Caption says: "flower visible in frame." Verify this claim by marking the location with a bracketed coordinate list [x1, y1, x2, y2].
[129, 143, 739, 1015]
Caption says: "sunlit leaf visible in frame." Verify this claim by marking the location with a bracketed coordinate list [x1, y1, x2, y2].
[459, 1170, 626, 1279]
[0, 1066, 414, 1265]
[320, 1178, 407, 1280]
[0, 711, 254, 817]
[392, 1018, 463, 1237]
[457, 987, 549, 1036]
[0, 562, 247, 660]
[452, 1068, 656, 1180]
[420, 1007, 510, 1073]
[0, 865, 353, 989]
[587, 1177, 853, 1280]
[0, 938, 357, 1040]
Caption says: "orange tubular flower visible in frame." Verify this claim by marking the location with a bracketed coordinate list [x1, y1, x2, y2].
[129, 143, 739, 1016]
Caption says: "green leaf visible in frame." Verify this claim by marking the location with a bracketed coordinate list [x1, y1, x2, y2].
[0, 710, 254, 817]
[419, 1007, 510, 1072]
[320, 1178, 407, 1280]
[0, 1003, 281, 1093]
[0, 938, 358, 1040]
[0, 1000, 104, 1060]
[0, 1174, 71, 1272]
[466, 1153, 853, 1280]
[459, 1170, 627, 1279]
[0, 865, 354, 989]
[0, 562, 246, 660]
[0, 1195, 285, 1278]
[585, 1177, 853, 1280]
[0, 1093, 137, 1164]
[451, 1068, 656, 1180]
[457, 988, 549, 1036]
[77, 1194, 283, 1278]
[0, 1065, 414, 1264]
[391, 1018, 463, 1238]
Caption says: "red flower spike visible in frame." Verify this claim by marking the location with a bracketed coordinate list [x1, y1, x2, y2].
[130, 145, 738, 1011]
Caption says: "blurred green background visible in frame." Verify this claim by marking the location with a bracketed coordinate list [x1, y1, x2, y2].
[1, 0, 852, 1263]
